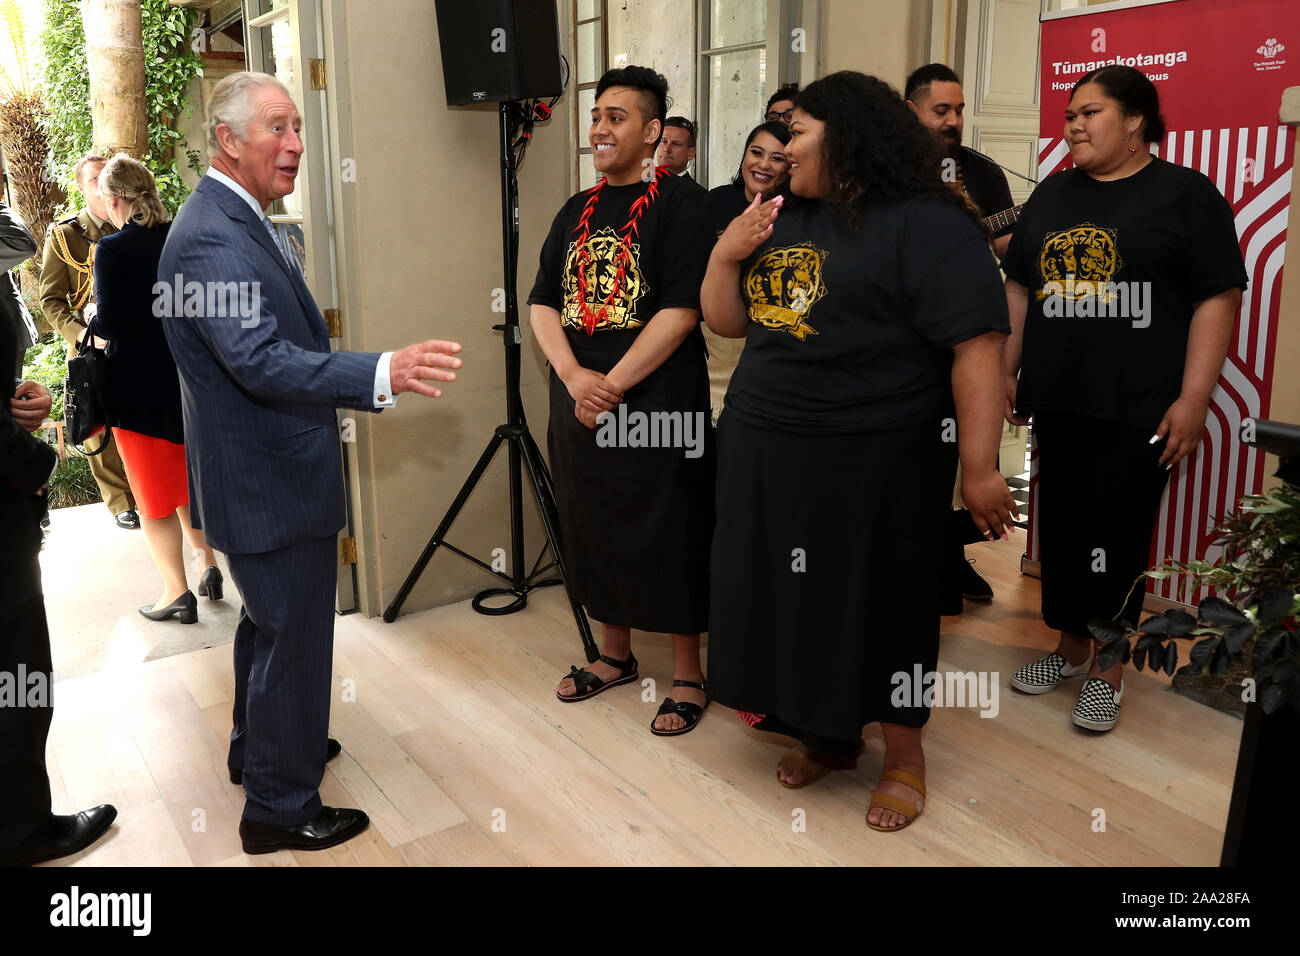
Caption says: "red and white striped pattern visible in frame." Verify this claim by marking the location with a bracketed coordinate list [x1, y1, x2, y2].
[1026, 126, 1294, 607]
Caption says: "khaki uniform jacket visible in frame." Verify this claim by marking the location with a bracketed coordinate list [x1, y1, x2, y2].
[39, 210, 118, 349]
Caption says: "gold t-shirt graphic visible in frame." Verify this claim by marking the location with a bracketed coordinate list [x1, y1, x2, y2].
[744, 241, 829, 340]
[1036, 221, 1125, 302]
[561, 226, 649, 331]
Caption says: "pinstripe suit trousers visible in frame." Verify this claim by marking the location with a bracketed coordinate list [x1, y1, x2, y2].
[225, 536, 338, 826]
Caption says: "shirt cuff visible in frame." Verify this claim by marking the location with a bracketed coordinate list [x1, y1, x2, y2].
[374, 352, 396, 408]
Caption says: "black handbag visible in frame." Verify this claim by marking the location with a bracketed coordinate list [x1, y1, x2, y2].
[65, 332, 113, 455]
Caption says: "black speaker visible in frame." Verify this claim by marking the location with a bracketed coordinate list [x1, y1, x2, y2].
[435, 0, 564, 105]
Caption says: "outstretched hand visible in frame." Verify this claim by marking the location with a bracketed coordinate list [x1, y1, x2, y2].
[714, 191, 783, 264]
[389, 339, 463, 398]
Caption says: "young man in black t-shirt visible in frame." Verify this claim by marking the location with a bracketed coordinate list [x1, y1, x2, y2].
[905, 64, 1016, 260]
[528, 67, 716, 737]
[906, 63, 1016, 611]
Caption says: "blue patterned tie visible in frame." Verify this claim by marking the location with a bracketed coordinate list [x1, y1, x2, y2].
[262, 216, 299, 275]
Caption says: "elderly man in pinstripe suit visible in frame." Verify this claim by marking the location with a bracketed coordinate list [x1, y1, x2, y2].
[160, 72, 463, 854]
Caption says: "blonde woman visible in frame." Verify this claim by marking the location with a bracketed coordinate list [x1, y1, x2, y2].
[86, 154, 222, 623]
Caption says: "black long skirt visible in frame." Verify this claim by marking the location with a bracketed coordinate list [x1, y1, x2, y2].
[1033, 411, 1171, 636]
[707, 412, 956, 743]
[546, 328, 714, 635]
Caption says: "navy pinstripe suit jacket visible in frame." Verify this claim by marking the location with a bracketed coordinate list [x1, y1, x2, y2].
[159, 176, 380, 555]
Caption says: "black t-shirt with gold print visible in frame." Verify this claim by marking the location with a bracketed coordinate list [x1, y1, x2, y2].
[1003, 157, 1248, 431]
[724, 195, 1010, 434]
[528, 172, 714, 350]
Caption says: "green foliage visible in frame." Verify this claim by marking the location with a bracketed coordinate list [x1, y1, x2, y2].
[1091, 486, 1300, 714]
[41, 0, 203, 216]
[22, 333, 67, 421]
[46, 451, 100, 509]
[38, 0, 88, 174]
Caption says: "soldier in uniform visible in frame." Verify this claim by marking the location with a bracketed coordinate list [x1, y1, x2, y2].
[39, 154, 139, 530]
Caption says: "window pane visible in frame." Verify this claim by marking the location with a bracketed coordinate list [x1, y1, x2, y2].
[709, 0, 766, 48]
[607, 3, 628, 69]
[576, 0, 599, 21]
[706, 48, 767, 188]
[576, 19, 602, 85]
[579, 155, 598, 190]
[578, 86, 596, 137]
[260, 21, 303, 220]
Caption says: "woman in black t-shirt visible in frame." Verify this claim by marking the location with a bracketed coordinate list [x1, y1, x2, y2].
[704, 122, 793, 423]
[706, 121, 792, 233]
[1002, 66, 1246, 732]
[702, 72, 1018, 832]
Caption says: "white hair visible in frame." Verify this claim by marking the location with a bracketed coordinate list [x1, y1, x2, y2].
[206, 72, 295, 154]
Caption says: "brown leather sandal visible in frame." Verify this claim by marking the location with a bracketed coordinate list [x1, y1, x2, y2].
[866, 767, 926, 832]
[776, 739, 866, 790]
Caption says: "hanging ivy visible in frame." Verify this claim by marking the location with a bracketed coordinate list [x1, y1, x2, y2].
[40, 0, 203, 216]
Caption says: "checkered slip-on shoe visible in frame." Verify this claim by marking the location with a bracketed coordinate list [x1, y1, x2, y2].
[1072, 678, 1124, 732]
[1009, 651, 1092, 694]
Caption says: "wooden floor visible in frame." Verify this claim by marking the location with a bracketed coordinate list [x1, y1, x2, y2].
[39, 538, 1241, 867]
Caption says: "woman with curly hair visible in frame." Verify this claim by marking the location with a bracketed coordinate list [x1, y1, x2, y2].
[701, 71, 1018, 830]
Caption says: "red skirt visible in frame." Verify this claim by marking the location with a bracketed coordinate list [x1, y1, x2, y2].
[113, 427, 189, 520]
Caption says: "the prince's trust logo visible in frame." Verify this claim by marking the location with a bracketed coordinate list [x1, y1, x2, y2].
[1258, 37, 1285, 58]
[1036, 223, 1151, 328]
[744, 242, 827, 340]
[1255, 37, 1287, 72]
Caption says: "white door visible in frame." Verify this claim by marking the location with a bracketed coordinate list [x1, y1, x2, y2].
[243, 0, 357, 611]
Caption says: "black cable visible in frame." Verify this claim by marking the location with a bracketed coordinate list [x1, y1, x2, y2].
[962, 145, 1039, 186]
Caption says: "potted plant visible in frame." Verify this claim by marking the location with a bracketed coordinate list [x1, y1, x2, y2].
[1087, 483, 1299, 715]
[1085, 442, 1297, 866]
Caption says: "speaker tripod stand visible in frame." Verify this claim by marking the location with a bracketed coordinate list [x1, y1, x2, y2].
[382, 101, 597, 664]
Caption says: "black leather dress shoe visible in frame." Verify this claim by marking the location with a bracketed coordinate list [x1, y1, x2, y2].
[239, 806, 369, 854]
[959, 556, 994, 602]
[10, 805, 118, 866]
[229, 737, 341, 785]
[115, 509, 140, 530]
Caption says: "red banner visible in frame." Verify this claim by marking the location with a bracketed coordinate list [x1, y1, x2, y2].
[1029, 0, 1300, 605]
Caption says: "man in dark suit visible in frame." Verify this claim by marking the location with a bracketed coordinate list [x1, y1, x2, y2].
[160, 72, 463, 854]
[657, 116, 704, 188]
[1, 200, 118, 866]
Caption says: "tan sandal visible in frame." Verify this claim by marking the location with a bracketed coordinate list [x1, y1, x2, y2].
[866, 767, 926, 832]
[776, 740, 866, 790]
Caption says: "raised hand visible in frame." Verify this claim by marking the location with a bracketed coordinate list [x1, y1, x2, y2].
[714, 192, 784, 264]
[389, 339, 463, 398]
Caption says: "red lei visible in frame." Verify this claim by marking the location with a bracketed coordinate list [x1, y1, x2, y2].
[570, 165, 668, 334]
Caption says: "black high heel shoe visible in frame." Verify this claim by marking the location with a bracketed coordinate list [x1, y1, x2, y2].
[139, 590, 198, 624]
[197, 566, 223, 601]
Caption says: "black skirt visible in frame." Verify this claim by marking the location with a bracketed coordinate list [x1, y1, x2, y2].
[546, 328, 714, 635]
[1033, 411, 1171, 636]
[707, 412, 956, 741]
